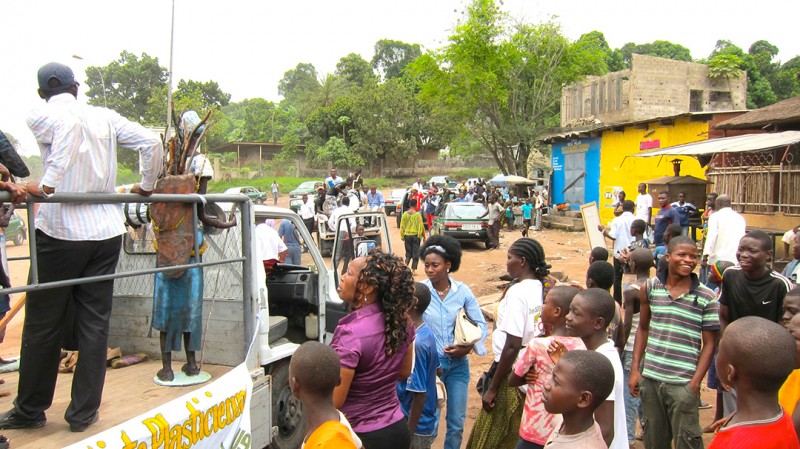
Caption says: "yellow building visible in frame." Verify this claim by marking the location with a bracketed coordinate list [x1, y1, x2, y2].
[597, 115, 709, 224]
[545, 113, 721, 225]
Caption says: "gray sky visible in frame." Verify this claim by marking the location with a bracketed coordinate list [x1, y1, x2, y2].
[3, 0, 799, 156]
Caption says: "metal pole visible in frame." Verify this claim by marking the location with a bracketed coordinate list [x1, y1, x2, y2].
[165, 0, 176, 135]
[240, 199, 254, 356]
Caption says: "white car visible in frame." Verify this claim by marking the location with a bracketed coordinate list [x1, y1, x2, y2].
[385, 189, 406, 215]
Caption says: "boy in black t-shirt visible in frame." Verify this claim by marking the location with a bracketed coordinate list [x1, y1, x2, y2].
[719, 230, 793, 333]
[718, 230, 792, 416]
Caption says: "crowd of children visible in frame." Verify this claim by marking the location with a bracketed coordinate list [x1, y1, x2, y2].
[289, 186, 800, 449]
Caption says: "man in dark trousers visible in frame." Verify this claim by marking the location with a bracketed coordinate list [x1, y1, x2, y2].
[0, 62, 162, 432]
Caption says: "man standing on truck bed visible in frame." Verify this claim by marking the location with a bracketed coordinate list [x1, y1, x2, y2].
[0, 62, 163, 433]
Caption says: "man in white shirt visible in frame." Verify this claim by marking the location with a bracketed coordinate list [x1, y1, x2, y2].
[634, 183, 652, 225]
[702, 194, 746, 270]
[256, 219, 287, 272]
[325, 168, 343, 189]
[599, 200, 636, 303]
[0, 62, 162, 432]
[299, 194, 316, 234]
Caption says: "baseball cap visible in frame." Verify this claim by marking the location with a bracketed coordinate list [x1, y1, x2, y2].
[37, 62, 78, 93]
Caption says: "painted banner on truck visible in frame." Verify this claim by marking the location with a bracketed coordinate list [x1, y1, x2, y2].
[68, 363, 254, 449]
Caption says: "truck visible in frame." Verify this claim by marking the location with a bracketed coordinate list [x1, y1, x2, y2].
[0, 192, 391, 449]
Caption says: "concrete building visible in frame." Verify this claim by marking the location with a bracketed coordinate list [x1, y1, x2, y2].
[560, 54, 747, 127]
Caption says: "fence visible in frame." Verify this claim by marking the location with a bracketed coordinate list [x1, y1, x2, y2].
[706, 146, 800, 215]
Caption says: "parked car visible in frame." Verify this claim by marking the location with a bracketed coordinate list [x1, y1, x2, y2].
[223, 186, 268, 204]
[428, 176, 449, 189]
[288, 180, 323, 212]
[430, 202, 490, 248]
[3, 211, 27, 246]
[385, 189, 406, 216]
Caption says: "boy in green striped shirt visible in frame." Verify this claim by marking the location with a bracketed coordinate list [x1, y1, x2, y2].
[628, 236, 719, 449]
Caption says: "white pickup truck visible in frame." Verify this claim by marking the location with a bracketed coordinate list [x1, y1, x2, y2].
[0, 193, 391, 449]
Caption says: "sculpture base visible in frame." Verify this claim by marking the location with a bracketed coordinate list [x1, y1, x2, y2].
[153, 370, 212, 387]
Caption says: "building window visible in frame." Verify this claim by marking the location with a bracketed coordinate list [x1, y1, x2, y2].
[690, 90, 703, 112]
[616, 76, 623, 110]
[590, 83, 597, 115]
[709, 91, 732, 107]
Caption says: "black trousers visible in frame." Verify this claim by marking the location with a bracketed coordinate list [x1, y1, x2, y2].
[613, 257, 624, 303]
[15, 231, 121, 427]
[404, 236, 421, 270]
[358, 417, 411, 449]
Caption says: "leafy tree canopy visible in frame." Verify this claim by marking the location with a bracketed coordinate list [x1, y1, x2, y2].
[371, 39, 422, 81]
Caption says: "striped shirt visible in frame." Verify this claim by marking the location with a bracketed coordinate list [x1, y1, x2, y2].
[399, 210, 425, 238]
[27, 93, 163, 241]
[642, 272, 719, 384]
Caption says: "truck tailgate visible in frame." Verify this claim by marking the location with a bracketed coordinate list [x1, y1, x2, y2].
[1, 360, 233, 448]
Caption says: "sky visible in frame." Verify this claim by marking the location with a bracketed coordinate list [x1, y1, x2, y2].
[3, 0, 799, 155]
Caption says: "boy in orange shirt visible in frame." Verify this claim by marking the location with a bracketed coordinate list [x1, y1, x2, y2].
[710, 316, 799, 449]
[290, 341, 360, 449]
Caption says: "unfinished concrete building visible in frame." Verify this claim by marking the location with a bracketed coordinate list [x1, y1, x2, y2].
[560, 54, 747, 127]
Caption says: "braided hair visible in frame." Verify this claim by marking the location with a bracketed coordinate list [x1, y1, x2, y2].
[357, 251, 415, 357]
[509, 238, 551, 280]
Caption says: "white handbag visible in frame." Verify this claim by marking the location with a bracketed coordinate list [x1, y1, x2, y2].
[435, 377, 447, 409]
[454, 307, 482, 346]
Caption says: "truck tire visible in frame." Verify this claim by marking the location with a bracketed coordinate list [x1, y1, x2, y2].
[13, 233, 24, 246]
[271, 360, 305, 449]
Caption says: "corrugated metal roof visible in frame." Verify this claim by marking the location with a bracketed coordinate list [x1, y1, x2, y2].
[631, 131, 800, 157]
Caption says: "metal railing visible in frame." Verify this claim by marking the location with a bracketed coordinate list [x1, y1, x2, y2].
[0, 191, 256, 355]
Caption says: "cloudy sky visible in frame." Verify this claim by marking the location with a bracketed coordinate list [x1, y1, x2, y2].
[3, 0, 798, 155]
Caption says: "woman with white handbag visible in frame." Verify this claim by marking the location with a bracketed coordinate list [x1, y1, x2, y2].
[420, 235, 488, 449]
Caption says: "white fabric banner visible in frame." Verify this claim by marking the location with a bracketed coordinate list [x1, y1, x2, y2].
[67, 363, 254, 449]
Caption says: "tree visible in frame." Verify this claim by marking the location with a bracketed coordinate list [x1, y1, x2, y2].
[314, 137, 363, 168]
[350, 79, 418, 165]
[411, 0, 604, 176]
[371, 39, 422, 81]
[617, 40, 692, 68]
[173, 79, 231, 111]
[708, 40, 776, 108]
[278, 63, 320, 98]
[85, 51, 168, 125]
[335, 53, 377, 88]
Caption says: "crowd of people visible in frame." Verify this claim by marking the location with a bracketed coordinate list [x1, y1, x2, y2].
[293, 181, 800, 449]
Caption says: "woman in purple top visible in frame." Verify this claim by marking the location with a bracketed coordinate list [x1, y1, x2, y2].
[331, 251, 416, 449]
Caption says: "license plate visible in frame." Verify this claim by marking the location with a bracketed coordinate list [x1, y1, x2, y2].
[462, 224, 481, 230]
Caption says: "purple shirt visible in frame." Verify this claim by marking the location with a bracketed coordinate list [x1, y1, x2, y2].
[330, 302, 415, 433]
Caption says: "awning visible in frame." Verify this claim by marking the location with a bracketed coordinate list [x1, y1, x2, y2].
[631, 131, 800, 158]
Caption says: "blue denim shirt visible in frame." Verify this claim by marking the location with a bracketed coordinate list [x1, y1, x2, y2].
[367, 191, 385, 208]
[421, 277, 488, 356]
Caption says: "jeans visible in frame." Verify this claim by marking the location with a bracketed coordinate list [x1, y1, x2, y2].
[411, 433, 437, 449]
[436, 356, 470, 449]
[404, 236, 421, 270]
[622, 350, 644, 444]
[285, 245, 301, 265]
[639, 377, 703, 449]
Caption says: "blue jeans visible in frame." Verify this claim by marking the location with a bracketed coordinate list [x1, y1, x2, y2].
[622, 350, 643, 444]
[285, 245, 301, 265]
[435, 356, 470, 449]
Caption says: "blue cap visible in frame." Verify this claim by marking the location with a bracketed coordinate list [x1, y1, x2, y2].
[37, 62, 77, 93]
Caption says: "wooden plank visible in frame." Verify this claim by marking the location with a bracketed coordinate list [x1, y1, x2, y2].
[0, 360, 232, 449]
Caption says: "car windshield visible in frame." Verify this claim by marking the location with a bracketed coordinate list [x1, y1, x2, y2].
[297, 181, 317, 189]
[444, 204, 486, 219]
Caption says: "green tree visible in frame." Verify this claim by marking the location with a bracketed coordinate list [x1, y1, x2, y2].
[773, 56, 800, 100]
[617, 40, 692, 67]
[315, 137, 363, 168]
[411, 0, 603, 176]
[371, 39, 422, 81]
[350, 79, 418, 165]
[708, 40, 776, 108]
[335, 53, 377, 88]
[278, 62, 320, 98]
[85, 51, 168, 125]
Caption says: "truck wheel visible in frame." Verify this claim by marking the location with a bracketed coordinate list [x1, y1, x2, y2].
[13, 233, 24, 246]
[255, 198, 264, 205]
[271, 360, 305, 449]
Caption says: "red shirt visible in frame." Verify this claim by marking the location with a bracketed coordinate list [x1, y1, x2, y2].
[709, 410, 799, 449]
